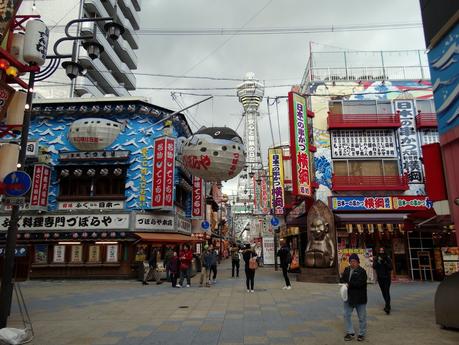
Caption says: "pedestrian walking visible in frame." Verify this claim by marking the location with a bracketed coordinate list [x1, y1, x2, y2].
[209, 245, 218, 283]
[167, 251, 179, 288]
[373, 247, 393, 314]
[178, 244, 193, 287]
[230, 244, 240, 278]
[142, 248, 160, 285]
[277, 242, 292, 290]
[164, 246, 174, 282]
[242, 243, 258, 292]
[199, 245, 212, 287]
[341, 253, 368, 342]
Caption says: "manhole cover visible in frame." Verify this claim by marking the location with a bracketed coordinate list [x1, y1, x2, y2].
[179, 306, 189, 309]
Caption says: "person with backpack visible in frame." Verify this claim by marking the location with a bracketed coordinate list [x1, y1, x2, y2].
[230, 244, 241, 278]
[277, 242, 292, 290]
[242, 243, 258, 292]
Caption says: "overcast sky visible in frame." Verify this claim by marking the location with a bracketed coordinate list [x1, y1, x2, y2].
[131, 0, 427, 194]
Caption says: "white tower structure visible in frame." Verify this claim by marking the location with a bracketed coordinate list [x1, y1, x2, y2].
[233, 73, 264, 241]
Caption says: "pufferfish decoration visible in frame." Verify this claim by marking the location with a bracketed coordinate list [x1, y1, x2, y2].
[178, 127, 246, 181]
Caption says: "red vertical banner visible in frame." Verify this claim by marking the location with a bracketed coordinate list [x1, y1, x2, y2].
[260, 175, 269, 215]
[288, 92, 312, 197]
[30, 164, 50, 210]
[163, 137, 176, 209]
[152, 137, 166, 208]
[192, 176, 204, 218]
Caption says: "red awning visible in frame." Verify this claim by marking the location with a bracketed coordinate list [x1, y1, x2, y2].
[135, 232, 195, 243]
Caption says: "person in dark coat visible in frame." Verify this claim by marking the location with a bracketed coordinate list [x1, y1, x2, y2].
[242, 244, 257, 292]
[276, 242, 292, 289]
[167, 251, 179, 288]
[373, 247, 393, 314]
[341, 253, 367, 342]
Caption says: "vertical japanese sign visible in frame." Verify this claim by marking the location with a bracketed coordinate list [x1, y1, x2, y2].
[139, 147, 149, 208]
[30, 164, 51, 210]
[395, 100, 423, 183]
[268, 148, 285, 215]
[152, 137, 176, 209]
[260, 174, 270, 215]
[152, 137, 166, 208]
[288, 92, 312, 196]
[192, 176, 204, 218]
[164, 137, 176, 208]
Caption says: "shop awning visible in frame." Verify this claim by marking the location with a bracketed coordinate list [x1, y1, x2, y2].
[135, 232, 194, 243]
[335, 213, 409, 224]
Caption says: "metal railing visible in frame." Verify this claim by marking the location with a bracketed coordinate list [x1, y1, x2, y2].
[332, 175, 409, 191]
[415, 112, 438, 128]
[328, 112, 401, 128]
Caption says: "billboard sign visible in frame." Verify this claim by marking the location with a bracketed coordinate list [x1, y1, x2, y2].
[268, 148, 285, 215]
[288, 92, 312, 196]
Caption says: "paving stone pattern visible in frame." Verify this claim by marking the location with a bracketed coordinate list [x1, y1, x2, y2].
[6, 261, 459, 345]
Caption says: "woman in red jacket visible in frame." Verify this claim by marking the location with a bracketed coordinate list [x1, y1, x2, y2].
[178, 244, 193, 287]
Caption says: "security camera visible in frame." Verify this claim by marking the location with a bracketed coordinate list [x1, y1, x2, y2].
[62, 61, 83, 80]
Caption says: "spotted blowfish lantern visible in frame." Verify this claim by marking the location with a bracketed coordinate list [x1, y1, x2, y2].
[68, 118, 123, 150]
[179, 127, 246, 181]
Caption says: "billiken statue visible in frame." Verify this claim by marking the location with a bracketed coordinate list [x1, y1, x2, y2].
[305, 217, 335, 268]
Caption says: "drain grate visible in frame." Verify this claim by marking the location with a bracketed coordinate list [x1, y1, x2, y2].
[178, 306, 189, 309]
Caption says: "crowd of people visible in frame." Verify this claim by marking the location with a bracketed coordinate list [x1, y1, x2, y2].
[141, 241, 393, 342]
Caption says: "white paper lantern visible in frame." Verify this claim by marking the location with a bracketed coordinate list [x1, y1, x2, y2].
[0, 143, 20, 181]
[61, 169, 69, 177]
[180, 127, 246, 181]
[100, 168, 109, 176]
[113, 168, 122, 176]
[87, 168, 95, 176]
[73, 169, 82, 177]
[68, 118, 123, 150]
[11, 32, 26, 65]
[6, 90, 27, 131]
[23, 19, 49, 66]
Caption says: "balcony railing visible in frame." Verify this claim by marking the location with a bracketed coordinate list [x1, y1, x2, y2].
[332, 175, 409, 191]
[415, 112, 438, 128]
[328, 112, 401, 129]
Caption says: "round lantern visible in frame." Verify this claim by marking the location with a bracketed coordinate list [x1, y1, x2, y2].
[180, 127, 246, 181]
[61, 169, 69, 177]
[11, 32, 26, 65]
[87, 168, 95, 176]
[0, 143, 20, 181]
[68, 118, 123, 150]
[73, 169, 82, 177]
[23, 19, 49, 66]
[100, 168, 109, 176]
[6, 90, 27, 131]
[113, 168, 122, 176]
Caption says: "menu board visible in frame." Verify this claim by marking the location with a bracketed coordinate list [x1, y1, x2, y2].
[34, 244, 48, 264]
[106, 245, 119, 263]
[441, 247, 459, 276]
[53, 245, 66, 263]
[88, 245, 101, 263]
[338, 248, 375, 283]
[331, 129, 396, 158]
[70, 245, 83, 263]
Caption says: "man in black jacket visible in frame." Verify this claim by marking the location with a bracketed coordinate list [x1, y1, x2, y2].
[373, 247, 393, 314]
[277, 242, 292, 290]
[341, 253, 367, 342]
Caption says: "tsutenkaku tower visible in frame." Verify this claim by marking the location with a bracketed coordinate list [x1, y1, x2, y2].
[236, 72, 264, 204]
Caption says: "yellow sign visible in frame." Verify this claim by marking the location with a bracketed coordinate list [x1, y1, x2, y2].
[268, 148, 285, 215]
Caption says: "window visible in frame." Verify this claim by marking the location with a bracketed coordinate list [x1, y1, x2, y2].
[334, 159, 399, 176]
[58, 166, 126, 200]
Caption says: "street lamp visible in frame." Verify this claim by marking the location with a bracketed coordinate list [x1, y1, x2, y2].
[44, 16, 124, 93]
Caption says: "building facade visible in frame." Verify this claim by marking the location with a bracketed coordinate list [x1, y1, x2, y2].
[0, 97, 199, 279]
[19, 0, 141, 98]
[299, 49, 457, 280]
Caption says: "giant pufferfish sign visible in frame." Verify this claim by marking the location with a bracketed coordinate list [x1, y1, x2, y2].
[178, 127, 246, 181]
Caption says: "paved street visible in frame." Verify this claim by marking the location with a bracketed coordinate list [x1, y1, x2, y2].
[7, 262, 459, 345]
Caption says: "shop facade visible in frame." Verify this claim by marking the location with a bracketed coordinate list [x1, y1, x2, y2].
[0, 97, 199, 279]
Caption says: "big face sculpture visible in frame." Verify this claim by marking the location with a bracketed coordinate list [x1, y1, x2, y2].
[180, 127, 246, 181]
